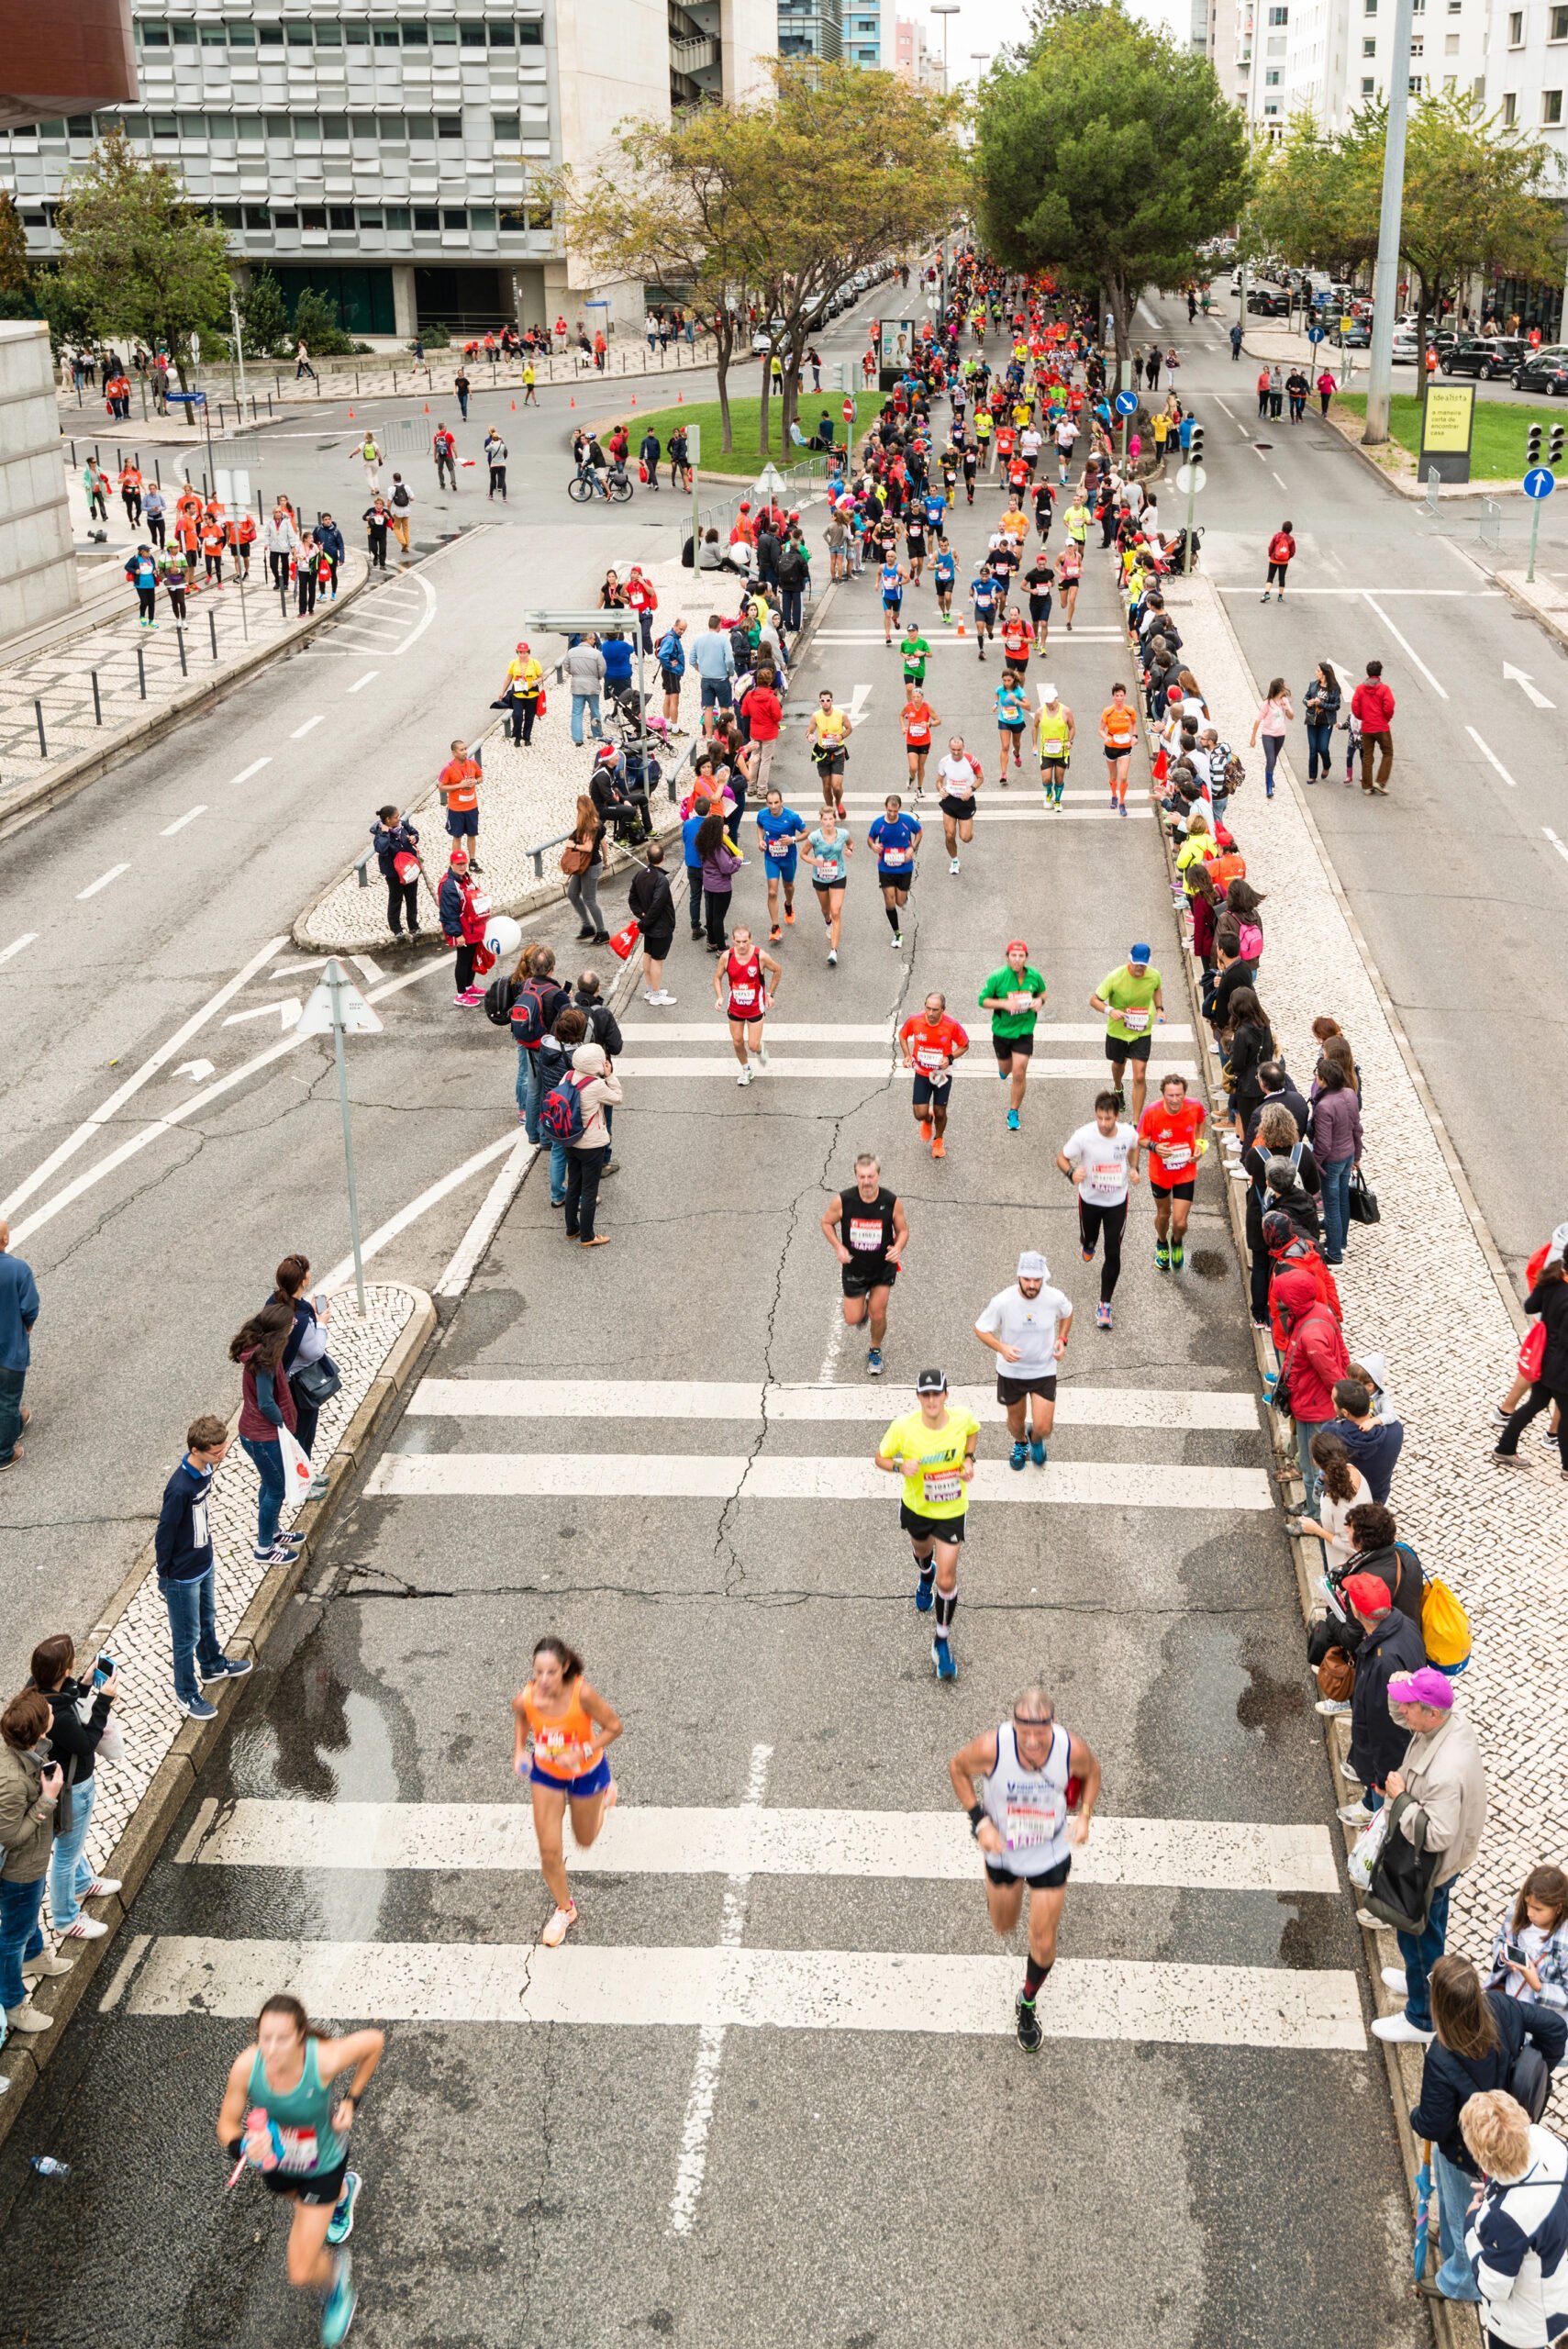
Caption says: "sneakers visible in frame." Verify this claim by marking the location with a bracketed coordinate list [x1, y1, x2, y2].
[827, 948, 838, 966]
[918, 1119, 934, 1143]
[646, 988, 678, 1005]
[931, 1136, 946, 1158]
[769, 927, 783, 942]
[1337, 1799, 1373, 1825]
[251, 1543, 295, 1565]
[21, 1949, 74, 1979]
[1170, 1241, 1184, 1271]
[59, 1915, 109, 1941]
[866, 1346, 884, 1377]
[756, 1042, 769, 1066]
[84, 1877, 122, 1899]
[1315, 1697, 1351, 1716]
[1029, 1438, 1047, 1467]
[1006, 1108, 1020, 1131]
[784, 907, 795, 925]
[540, 1901, 578, 1948]
[1371, 2013, 1434, 2045]
[3, 2001, 51, 2034]
[320, 2251, 358, 2347]
[204, 1655, 253, 1680]
[1381, 1965, 1408, 1994]
[1010, 1440, 1028, 1472]
[1154, 1242, 1171, 1272]
[1015, 1995, 1042, 2054]
[327, 2171, 361, 2248]
[737, 1063, 754, 1085]
[930, 1636, 956, 1682]
[178, 1695, 218, 1721]
[950, 856, 961, 874]
[1095, 1302, 1113, 1331]
[914, 1568, 935, 1614]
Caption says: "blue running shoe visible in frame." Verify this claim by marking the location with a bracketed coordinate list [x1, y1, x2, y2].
[931, 1636, 957, 1682]
[1029, 1438, 1047, 1467]
[866, 1346, 884, 1377]
[1009, 1440, 1028, 1471]
[914, 1569, 935, 1613]
[321, 2253, 357, 2346]
[1006, 1108, 1020, 1131]
[327, 2172, 360, 2248]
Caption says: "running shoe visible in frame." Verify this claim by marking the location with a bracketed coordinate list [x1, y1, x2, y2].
[931, 1135, 946, 1158]
[915, 1568, 935, 1614]
[892, 931, 902, 949]
[1006, 1108, 1020, 1131]
[737, 1065, 753, 1085]
[540, 1901, 577, 1947]
[1010, 1440, 1028, 1471]
[930, 1636, 957, 1682]
[1080, 1245, 1095, 1263]
[828, 949, 838, 966]
[320, 2253, 357, 2347]
[1095, 1302, 1113, 1331]
[950, 857, 961, 874]
[918, 1119, 934, 1143]
[784, 907, 795, 925]
[1015, 1995, 1042, 2054]
[327, 2172, 361, 2248]
[866, 1346, 884, 1377]
[1118, 803, 1128, 818]
[769, 927, 783, 943]
[1029, 1439, 1046, 1467]
[1154, 1243, 1171, 1272]
[1490, 1404, 1512, 1426]
[757, 1042, 769, 1066]
[1171, 1241, 1184, 1270]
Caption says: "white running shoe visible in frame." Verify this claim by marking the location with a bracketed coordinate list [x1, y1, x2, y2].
[737, 1064, 753, 1085]
[950, 857, 961, 874]
[828, 948, 838, 965]
[757, 1041, 769, 1065]
[541, 1902, 577, 1948]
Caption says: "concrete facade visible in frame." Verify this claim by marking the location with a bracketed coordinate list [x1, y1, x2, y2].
[0, 321, 79, 645]
[1219, 0, 1487, 132]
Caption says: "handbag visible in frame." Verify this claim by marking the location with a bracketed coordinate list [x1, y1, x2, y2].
[1518, 1319, 1548, 1382]
[1347, 1167, 1380, 1224]
[75, 1681, 127, 1767]
[276, 1423, 316, 1497]
[293, 1353, 341, 1409]
[1364, 1792, 1441, 1934]
[1316, 1647, 1355, 1702]
[560, 839, 592, 876]
[1347, 1802, 1392, 1891]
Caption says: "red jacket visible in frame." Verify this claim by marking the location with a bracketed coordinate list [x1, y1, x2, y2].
[1268, 531, 1296, 565]
[1351, 677, 1396, 729]
[1277, 1299, 1351, 1422]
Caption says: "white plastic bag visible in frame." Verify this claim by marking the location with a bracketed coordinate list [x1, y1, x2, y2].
[277, 1424, 315, 1500]
[1347, 1803, 1392, 1892]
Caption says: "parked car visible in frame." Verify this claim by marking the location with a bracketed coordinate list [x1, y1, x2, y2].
[1512, 344, 1568, 393]
[1441, 336, 1530, 379]
[1332, 320, 1372, 349]
[1391, 333, 1421, 366]
[1246, 288, 1293, 317]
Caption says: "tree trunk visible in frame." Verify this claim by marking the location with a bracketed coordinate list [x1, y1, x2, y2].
[716, 336, 734, 453]
[758, 357, 772, 458]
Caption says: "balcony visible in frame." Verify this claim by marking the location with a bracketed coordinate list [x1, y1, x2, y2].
[670, 32, 718, 72]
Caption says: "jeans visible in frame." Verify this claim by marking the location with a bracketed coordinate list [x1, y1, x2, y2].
[780, 584, 803, 631]
[1432, 2146, 1484, 2301]
[1319, 1157, 1352, 1264]
[571, 692, 604, 746]
[550, 1141, 568, 1205]
[686, 866, 705, 933]
[1262, 734, 1282, 789]
[566, 869, 604, 933]
[0, 1363, 25, 1464]
[1305, 719, 1334, 780]
[564, 1143, 609, 1241]
[1396, 1876, 1452, 2032]
[160, 1564, 226, 1708]
[1294, 1414, 1334, 1507]
[240, 1433, 286, 1551]
[0, 1874, 47, 2014]
[49, 1769, 96, 1932]
[517, 1049, 541, 1141]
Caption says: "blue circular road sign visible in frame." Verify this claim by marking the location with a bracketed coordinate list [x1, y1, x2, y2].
[1306, 325, 1326, 344]
[1114, 390, 1139, 416]
[1524, 466, 1556, 499]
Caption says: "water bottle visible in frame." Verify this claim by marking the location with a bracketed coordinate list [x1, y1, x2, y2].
[29, 2156, 70, 2182]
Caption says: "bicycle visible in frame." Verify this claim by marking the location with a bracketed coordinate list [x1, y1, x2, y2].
[568, 467, 633, 505]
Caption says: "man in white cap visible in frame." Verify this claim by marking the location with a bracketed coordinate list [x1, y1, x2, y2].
[973, 1252, 1073, 1470]
[1035, 684, 1073, 810]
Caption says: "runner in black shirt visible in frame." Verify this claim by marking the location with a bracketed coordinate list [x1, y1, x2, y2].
[820, 1152, 909, 1377]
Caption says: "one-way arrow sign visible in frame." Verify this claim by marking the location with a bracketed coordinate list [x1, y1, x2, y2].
[1502, 662, 1554, 709]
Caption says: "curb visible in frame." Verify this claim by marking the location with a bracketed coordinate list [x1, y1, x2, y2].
[1494, 569, 1568, 662]
[0, 1287, 437, 2150]
[0, 561, 375, 851]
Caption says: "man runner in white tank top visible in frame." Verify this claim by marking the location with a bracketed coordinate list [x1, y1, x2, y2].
[949, 1688, 1102, 2052]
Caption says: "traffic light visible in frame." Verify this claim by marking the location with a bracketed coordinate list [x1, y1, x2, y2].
[1528, 423, 1544, 465]
[1551, 425, 1566, 466]
[1188, 423, 1205, 465]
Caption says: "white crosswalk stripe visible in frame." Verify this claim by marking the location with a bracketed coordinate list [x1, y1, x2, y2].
[406, 1376, 1259, 1432]
[616, 1023, 1195, 1043]
[604, 1056, 1199, 1082]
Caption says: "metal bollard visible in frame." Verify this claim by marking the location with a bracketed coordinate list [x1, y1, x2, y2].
[175, 625, 188, 676]
[530, 847, 544, 880]
[137, 645, 147, 698]
[208, 607, 218, 662]
[34, 700, 47, 758]
[91, 669, 102, 725]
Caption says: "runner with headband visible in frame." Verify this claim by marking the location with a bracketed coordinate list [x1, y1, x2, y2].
[512, 1635, 624, 1948]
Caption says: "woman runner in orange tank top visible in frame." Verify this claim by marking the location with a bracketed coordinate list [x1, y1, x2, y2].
[512, 1636, 623, 1947]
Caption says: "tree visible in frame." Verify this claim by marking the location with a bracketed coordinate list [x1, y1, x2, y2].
[239, 266, 291, 360]
[1244, 111, 1377, 285]
[292, 284, 355, 356]
[973, 4, 1251, 365]
[0, 190, 32, 302]
[1392, 93, 1562, 362]
[53, 125, 231, 383]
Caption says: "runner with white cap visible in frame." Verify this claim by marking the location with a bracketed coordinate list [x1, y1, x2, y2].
[873, 1370, 981, 1682]
[1036, 683, 1073, 811]
[973, 1252, 1073, 1469]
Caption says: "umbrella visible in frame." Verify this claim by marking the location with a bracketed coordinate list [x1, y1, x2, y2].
[1413, 2139, 1433, 2281]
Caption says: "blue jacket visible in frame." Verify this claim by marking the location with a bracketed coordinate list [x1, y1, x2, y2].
[313, 520, 346, 563]
[601, 636, 634, 687]
[1332, 1415, 1404, 1505]
[682, 810, 706, 870]
[438, 869, 468, 939]
[1410, 1991, 1566, 2173]
[0, 1251, 39, 1372]
[656, 629, 685, 677]
[371, 814, 419, 879]
[155, 1455, 216, 1583]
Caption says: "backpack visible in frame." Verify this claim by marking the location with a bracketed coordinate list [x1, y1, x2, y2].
[392, 482, 411, 509]
[484, 974, 518, 1028]
[539, 1071, 587, 1142]
[508, 978, 552, 1048]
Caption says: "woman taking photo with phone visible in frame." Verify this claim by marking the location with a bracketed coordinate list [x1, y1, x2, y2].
[512, 1636, 623, 1949]
[30, 1633, 122, 1943]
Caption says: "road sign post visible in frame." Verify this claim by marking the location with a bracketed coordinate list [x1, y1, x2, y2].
[296, 960, 384, 1318]
[1181, 427, 1206, 574]
[1523, 461, 1555, 584]
[1115, 387, 1139, 476]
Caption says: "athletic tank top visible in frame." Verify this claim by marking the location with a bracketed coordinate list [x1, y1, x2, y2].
[980, 1720, 1073, 1876]
[1038, 706, 1069, 753]
[246, 2037, 345, 2176]
[521, 1682, 604, 1780]
[725, 947, 763, 1016]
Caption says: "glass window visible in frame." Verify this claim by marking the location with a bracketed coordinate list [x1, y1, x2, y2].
[67, 115, 95, 136]
[1507, 4, 1522, 28]
[432, 20, 459, 39]
[377, 113, 407, 139]
[1503, 89, 1518, 119]
[1545, 86, 1564, 118]
[244, 205, 272, 228]
[436, 115, 462, 136]
[401, 19, 428, 40]
[286, 25, 313, 45]
[460, 22, 486, 42]
[414, 207, 440, 228]
[385, 205, 411, 228]
[300, 206, 328, 228]
[260, 25, 284, 43]
[345, 22, 371, 40]
[328, 205, 355, 228]
[206, 115, 237, 139]
[316, 23, 343, 44]
[230, 22, 256, 43]
[119, 113, 150, 137]
[489, 21, 516, 41]
[294, 116, 323, 143]
[374, 26, 402, 45]
[37, 119, 66, 138]
[1553, 5, 1568, 35]
[1362, 35, 1375, 50]
[359, 207, 384, 225]
[273, 210, 298, 227]
[493, 113, 520, 138]
[442, 206, 466, 227]
[518, 19, 543, 39]
[1267, 7, 1287, 21]
[500, 205, 529, 230]
[406, 114, 436, 138]
[237, 117, 264, 141]
[1362, 72, 1375, 88]
[214, 205, 242, 226]
[322, 114, 350, 139]
[151, 115, 179, 138]
[140, 23, 171, 45]
[201, 26, 227, 46]
[469, 206, 495, 228]
[172, 23, 198, 43]
[265, 113, 293, 137]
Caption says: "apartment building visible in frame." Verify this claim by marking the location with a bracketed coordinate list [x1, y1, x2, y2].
[1226, 0, 1485, 131]
[841, 0, 886, 68]
[1, 0, 773, 336]
[777, 0, 842, 66]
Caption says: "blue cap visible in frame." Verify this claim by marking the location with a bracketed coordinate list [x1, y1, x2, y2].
[1130, 942, 1152, 964]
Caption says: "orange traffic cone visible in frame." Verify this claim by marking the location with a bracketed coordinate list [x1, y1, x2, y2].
[569, 395, 575, 407]
[955, 620, 966, 636]
[510, 399, 516, 410]
[423, 401, 429, 413]
[347, 406, 354, 419]
[677, 389, 684, 404]
[630, 393, 638, 406]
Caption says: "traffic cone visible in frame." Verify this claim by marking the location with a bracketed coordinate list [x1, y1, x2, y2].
[630, 393, 638, 406]
[677, 389, 684, 404]
[956, 620, 966, 636]
[569, 395, 575, 407]
[347, 406, 354, 419]
[510, 399, 516, 410]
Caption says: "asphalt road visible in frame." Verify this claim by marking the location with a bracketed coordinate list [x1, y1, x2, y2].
[0, 415, 1427, 2347]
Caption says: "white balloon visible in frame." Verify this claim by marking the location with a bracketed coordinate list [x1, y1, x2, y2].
[484, 914, 521, 959]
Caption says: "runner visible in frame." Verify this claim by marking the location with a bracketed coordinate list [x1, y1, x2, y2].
[936, 735, 984, 872]
[978, 940, 1049, 1132]
[713, 922, 781, 1085]
[875, 1369, 980, 1681]
[995, 671, 1028, 779]
[1089, 941, 1165, 1119]
[900, 682, 939, 797]
[807, 807, 852, 964]
[898, 989, 969, 1157]
[217, 1998, 385, 2344]
[755, 786, 807, 942]
[973, 1249, 1073, 1466]
[806, 687, 852, 811]
[871, 791, 923, 948]
[821, 1152, 907, 1375]
[932, 537, 957, 623]
[1099, 682, 1138, 813]
[1000, 605, 1032, 683]
[1136, 1070, 1208, 1272]
[970, 562, 999, 659]
[511, 1634, 622, 1946]
[1056, 540, 1083, 631]
[1035, 684, 1074, 810]
[948, 1691, 1101, 2050]
[1024, 548, 1055, 652]
[878, 551, 909, 646]
[1058, 1092, 1140, 1330]
[900, 618, 932, 696]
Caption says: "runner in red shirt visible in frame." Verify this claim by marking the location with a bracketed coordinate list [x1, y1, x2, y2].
[898, 992, 970, 1158]
[1135, 1072, 1207, 1272]
[900, 686, 939, 793]
[439, 737, 484, 869]
[712, 923, 781, 1087]
[1263, 519, 1296, 604]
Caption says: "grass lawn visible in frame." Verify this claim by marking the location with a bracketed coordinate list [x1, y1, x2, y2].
[623, 397, 840, 478]
[1330, 391, 1557, 482]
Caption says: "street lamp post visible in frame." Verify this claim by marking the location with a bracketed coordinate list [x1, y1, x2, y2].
[929, 6, 960, 319]
[1363, 0, 1417, 445]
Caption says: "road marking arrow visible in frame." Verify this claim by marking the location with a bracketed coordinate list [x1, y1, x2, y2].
[172, 1059, 217, 1083]
[1503, 662, 1554, 709]
[221, 996, 301, 1030]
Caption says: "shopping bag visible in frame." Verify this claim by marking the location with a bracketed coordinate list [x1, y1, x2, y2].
[277, 1424, 315, 1497]
[608, 919, 641, 962]
[1346, 1802, 1393, 1892]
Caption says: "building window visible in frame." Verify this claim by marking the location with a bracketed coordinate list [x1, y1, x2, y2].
[406, 115, 436, 139]
[431, 21, 459, 40]
[1503, 88, 1518, 117]
[436, 115, 463, 136]
[385, 206, 411, 229]
[1445, 31, 1459, 48]
[139, 22, 170, 44]
[150, 115, 178, 139]
[260, 24, 284, 43]
[1554, 5, 1568, 35]
[1508, 9, 1522, 37]
[286, 24, 312, 45]
[300, 207, 328, 228]
[264, 113, 292, 138]
[374, 26, 401, 45]
[493, 113, 520, 139]
[442, 207, 466, 228]
[345, 23, 371, 41]
[1363, 35, 1376, 50]
[172, 23, 198, 43]
[1267, 6, 1287, 18]
[244, 205, 271, 228]
[469, 206, 495, 228]
[316, 23, 343, 44]
[67, 115, 94, 136]
[414, 208, 440, 229]
[212, 205, 241, 226]
[1410, 35, 1423, 51]
[489, 21, 516, 41]
[518, 19, 543, 41]
[206, 114, 236, 139]
[360, 208, 384, 227]
[401, 20, 429, 42]
[1362, 72, 1376, 88]
[377, 114, 407, 140]
[201, 25, 226, 46]
[273, 211, 298, 228]
[1545, 85, 1564, 117]
[1265, 66, 1281, 80]
[460, 23, 486, 43]
[328, 206, 355, 228]
[322, 115, 350, 139]
[1263, 96, 1280, 110]
[1409, 71, 1423, 88]
[230, 23, 256, 44]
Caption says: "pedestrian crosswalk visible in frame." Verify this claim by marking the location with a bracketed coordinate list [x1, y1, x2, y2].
[406, 1376, 1256, 1431]
[616, 1023, 1195, 1044]
[603, 1056, 1199, 1083]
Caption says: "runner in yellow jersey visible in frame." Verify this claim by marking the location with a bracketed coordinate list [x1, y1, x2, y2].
[1036, 685, 1074, 809]
[806, 688, 853, 811]
[875, 1368, 980, 1681]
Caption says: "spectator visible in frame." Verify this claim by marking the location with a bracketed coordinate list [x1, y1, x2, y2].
[1371, 1668, 1488, 2043]
[272, 1253, 334, 1466]
[629, 841, 677, 1007]
[510, 946, 571, 1141]
[229, 1303, 304, 1570]
[265, 501, 302, 587]
[777, 534, 809, 634]
[573, 968, 623, 1171]
[502, 640, 544, 747]
[1243, 1106, 1317, 1319]
[1495, 1257, 1568, 1477]
[692, 615, 738, 725]
[1209, 922, 1261, 1032]
[1222, 985, 1274, 1137]
[0, 1690, 64, 2037]
[1337, 1572, 1426, 1824]
[564, 795, 607, 943]
[1331, 1375, 1404, 1504]
[29, 1633, 122, 1943]
[1334, 1499, 1425, 1632]
[1493, 1222, 1567, 1426]
[1489, 1867, 1568, 2009]
[681, 792, 712, 944]
[154, 1413, 250, 1722]
[1410, 1958, 1566, 2310]
[1351, 660, 1396, 795]
[559, 1041, 622, 1249]
[371, 804, 421, 941]
[1270, 1240, 1351, 1505]
[438, 847, 489, 1008]
[565, 634, 607, 747]
[1244, 1061, 1313, 1150]
[312, 513, 345, 599]
[1289, 1431, 1364, 1580]
[1311, 1055, 1363, 1268]
[0, 1219, 39, 1472]
[697, 808, 742, 953]
[1263, 1148, 1322, 1243]
[1460, 2090, 1568, 2343]
[600, 628, 634, 707]
[656, 617, 687, 726]
[589, 746, 651, 847]
[537, 1007, 589, 1210]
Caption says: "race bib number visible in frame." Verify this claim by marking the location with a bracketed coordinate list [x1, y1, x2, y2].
[1161, 1143, 1192, 1170]
[882, 844, 910, 863]
[914, 1043, 947, 1072]
[276, 2126, 321, 2174]
[730, 982, 757, 1009]
[815, 860, 840, 884]
[922, 1469, 962, 1504]
[1006, 993, 1034, 1014]
[1090, 1160, 1124, 1188]
[1005, 1798, 1063, 1852]
[1119, 1008, 1150, 1032]
[848, 1218, 884, 1252]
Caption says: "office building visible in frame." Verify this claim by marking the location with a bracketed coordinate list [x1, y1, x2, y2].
[841, 0, 886, 68]
[2, 0, 772, 338]
[778, 0, 842, 65]
[894, 14, 941, 86]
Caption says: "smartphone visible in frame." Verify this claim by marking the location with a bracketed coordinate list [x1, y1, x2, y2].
[92, 1653, 116, 1688]
[1505, 1939, 1527, 1965]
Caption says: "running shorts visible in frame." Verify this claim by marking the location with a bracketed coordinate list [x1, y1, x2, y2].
[842, 1259, 896, 1298]
[445, 808, 479, 838]
[940, 796, 975, 822]
[984, 1853, 1072, 1890]
[911, 1071, 951, 1108]
[900, 1501, 966, 1544]
[529, 1753, 613, 1797]
[764, 848, 798, 884]
[996, 1372, 1058, 1407]
[1152, 1178, 1196, 1201]
[1108, 1032, 1152, 1063]
[991, 1031, 1034, 1062]
[260, 2160, 350, 2208]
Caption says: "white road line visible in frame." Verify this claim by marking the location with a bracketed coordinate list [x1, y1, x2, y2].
[669, 1742, 772, 2237]
[350, 955, 384, 985]
[226, 757, 272, 788]
[1271, 470, 1287, 490]
[1214, 397, 1238, 423]
[289, 713, 325, 739]
[159, 806, 207, 836]
[95, 1932, 150, 2013]
[406, 1377, 1259, 1433]
[434, 1132, 538, 1297]
[317, 1130, 520, 1296]
[368, 1453, 1273, 1511]
[616, 1021, 1193, 1044]
[0, 932, 38, 967]
[1544, 827, 1568, 868]
[1215, 587, 1502, 596]
[0, 932, 289, 1221]
[817, 1297, 848, 1385]
[1361, 593, 1449, 698]
[1466, 726, 1519, 788]
[271, 956, 330, 976]
[121, 1936, 1367, 2051]
[221, 996, 301, 1031]
[75, 863, 129, 900]
[178, 1799, 1333, 1894]
[348, 672, 379, 693]
[604, 1056, 1200, 1082]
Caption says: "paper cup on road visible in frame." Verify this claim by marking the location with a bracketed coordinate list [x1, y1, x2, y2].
[484, 914, 522, 961]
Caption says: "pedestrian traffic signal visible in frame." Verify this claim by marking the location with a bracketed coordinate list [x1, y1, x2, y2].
[1551, 425, 1566, 466]
[1188, 425, 1205, 464]
[1528, 424, 1544, 464]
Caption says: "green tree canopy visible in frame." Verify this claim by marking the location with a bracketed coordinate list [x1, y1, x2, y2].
[54, 126, 232, 382]
[239, 266, 291, 359]
[973, 4, 1250, 361]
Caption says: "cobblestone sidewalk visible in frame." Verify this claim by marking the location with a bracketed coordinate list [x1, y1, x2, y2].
[1163, 571, 1568, 1972]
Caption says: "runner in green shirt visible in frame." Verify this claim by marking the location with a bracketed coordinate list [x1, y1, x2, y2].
[900, 621, 931, 686]
[1088, 942, 1165, 1119]
[978, 940, 1048, 1133]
